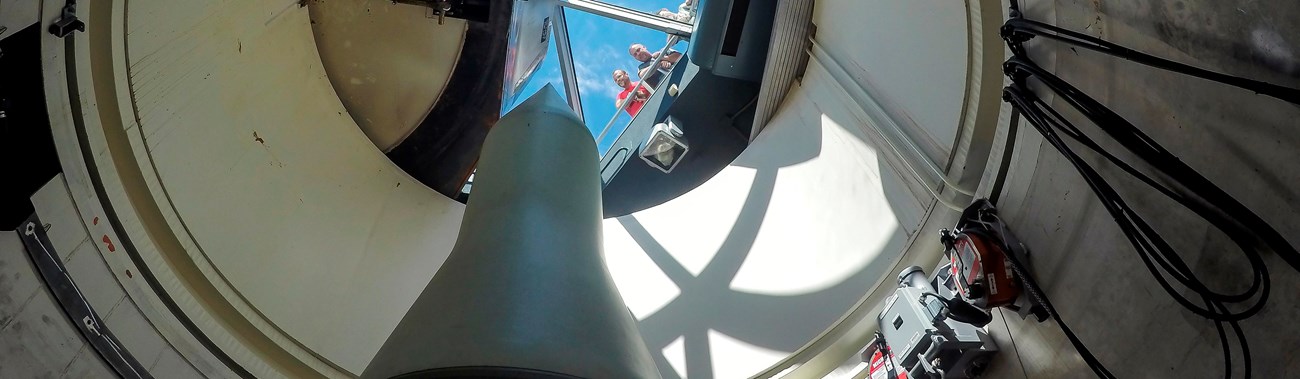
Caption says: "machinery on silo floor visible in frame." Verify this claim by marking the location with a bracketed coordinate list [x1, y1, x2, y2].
[865, 200, 1051, 379]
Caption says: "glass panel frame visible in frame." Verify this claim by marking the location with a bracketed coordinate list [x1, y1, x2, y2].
[470, 0, 695, 196]
[554, 0, 694, 157]
[502, 0, 696, 152]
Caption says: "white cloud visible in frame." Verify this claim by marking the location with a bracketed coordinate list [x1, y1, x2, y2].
[574, 62, 618, 100]
[573, 45, 632, 101]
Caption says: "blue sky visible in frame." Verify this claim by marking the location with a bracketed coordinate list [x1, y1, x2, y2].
[503, 0, 691, 153]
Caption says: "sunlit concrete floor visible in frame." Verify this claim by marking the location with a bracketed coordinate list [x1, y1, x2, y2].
[979, 0, 1300, 377]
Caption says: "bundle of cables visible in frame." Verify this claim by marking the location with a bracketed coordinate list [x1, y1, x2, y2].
[995, 1, 1300, 378]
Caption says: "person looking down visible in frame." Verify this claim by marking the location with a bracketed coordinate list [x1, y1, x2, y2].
[657, 0, 695, 22]
[628, 43, 682, 88]
[613, 69, 651, 116]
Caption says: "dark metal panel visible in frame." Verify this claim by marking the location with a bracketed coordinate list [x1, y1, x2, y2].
[688, 0, 779, 82]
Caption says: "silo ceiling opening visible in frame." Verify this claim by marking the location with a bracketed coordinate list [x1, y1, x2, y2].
[1, 0, 1299, 378]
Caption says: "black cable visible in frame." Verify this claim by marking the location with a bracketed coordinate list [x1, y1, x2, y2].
[963, 226, 1116, 379]
[1006, 79, 1271, 317]
[987, 7, 1294, 378]
[1001, 12, 1300, 105]
[1002, 82, 1266, 378]
[1004, 57, 1297, 293]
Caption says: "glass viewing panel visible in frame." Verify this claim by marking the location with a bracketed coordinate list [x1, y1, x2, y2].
[562, 5, 691, 154]
[474, 0, 696, 196]
[498, 0, 696, 155]
[503, 35, 567, 114]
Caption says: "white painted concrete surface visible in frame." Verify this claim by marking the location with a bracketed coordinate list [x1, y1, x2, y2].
[0, 274, 91, 378]
[602, 61, 936, 378]
[120, 0, 466, 372]
[0, 177, 203, 378]
[811, 0, 969, 164]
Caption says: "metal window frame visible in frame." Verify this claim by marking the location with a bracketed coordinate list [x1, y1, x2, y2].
[543, 0, 694, 153]
[551, 6, 585, 123]
[561, 0, 694, 37]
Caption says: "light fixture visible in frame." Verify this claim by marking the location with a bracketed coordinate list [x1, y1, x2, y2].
[640, 117, 688, 173]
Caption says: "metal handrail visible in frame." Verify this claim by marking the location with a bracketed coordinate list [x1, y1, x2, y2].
[595, 35, 680, 146]
[595, 4, 698, 156]
[563, 0, 694, 37]
[552, 6, 585, 123]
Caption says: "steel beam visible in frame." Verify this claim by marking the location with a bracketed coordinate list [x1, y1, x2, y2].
[562, 0, 692, 38]
[551, 6, 585, 122]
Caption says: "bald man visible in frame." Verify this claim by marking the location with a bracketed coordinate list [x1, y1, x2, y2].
[628, 43, 681, 88]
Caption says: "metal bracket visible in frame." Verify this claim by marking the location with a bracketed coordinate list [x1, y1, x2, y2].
[392, 0, 492, 23]
[434, 0, 452, 24]
[49, 1, 86, 38]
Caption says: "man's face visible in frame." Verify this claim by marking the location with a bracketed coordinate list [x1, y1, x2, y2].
[628, 44, 653, 62]
[613, 70, 630, 87]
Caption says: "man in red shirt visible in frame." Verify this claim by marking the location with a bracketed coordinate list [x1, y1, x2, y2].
[613, 69, 651, 116]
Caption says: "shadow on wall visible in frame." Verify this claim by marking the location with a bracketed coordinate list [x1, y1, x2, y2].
[615, 74, 928, 378]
